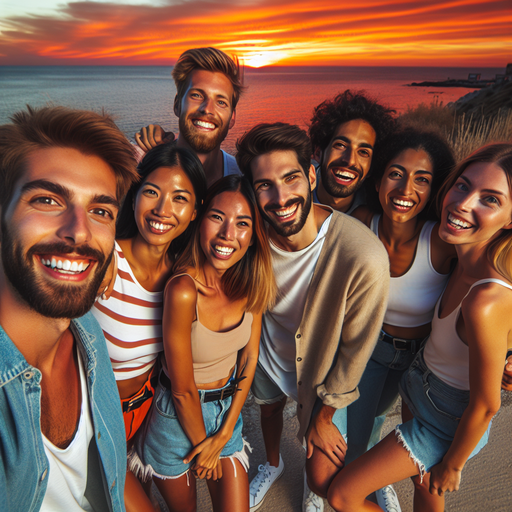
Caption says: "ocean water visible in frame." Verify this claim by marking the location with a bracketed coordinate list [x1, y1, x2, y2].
[0, 65, 503, 154]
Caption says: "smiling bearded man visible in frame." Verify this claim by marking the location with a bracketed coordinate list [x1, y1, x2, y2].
[309, 90, 396, 215]
[1, 223, 111, 320]
[0, 105, 138, 512]
[236, 123, 390, 512]
[135, 47, 245, 187]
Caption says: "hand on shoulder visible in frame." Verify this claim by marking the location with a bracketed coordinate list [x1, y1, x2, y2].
[134, 124, 175, 153]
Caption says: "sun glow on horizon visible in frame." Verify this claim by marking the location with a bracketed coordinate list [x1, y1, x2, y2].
[0, 0, 509, 66]
[241, 51, 290, 68]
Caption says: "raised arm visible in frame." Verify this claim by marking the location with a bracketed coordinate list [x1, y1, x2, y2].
[134, 125, 175, 153]
[429, 287, 509, 496]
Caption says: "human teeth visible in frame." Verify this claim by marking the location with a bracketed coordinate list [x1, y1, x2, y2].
[274, 205, 297, 218]
[393, 199, 414, 207]
[215, 245, 234, 255]
[43, 256, 89, 273]
[334, 170, 356, 179]
[448, 213, 471, 229]
[194, 120, 215, 129]
[149, 221, 170, 231]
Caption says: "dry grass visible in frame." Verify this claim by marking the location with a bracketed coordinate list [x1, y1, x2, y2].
[398, 100, 512, 161]
[447, 109, 512, 161]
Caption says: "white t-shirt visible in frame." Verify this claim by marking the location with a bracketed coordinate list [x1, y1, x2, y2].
[41, 349, 94, 512]
[259, 214, 333, 401]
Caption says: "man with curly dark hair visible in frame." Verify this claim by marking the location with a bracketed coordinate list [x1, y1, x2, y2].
[309, 90, 396, 214]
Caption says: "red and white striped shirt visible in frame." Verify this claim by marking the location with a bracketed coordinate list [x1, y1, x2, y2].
[93, 242, 163, 381]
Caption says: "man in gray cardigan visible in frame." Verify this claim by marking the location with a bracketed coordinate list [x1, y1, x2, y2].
[236, 123, 390, 511]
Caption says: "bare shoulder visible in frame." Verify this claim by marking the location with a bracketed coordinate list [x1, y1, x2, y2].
[462, 280, 512, 326]
[164, 271, 198, 309]
[351, 205, 372, 227]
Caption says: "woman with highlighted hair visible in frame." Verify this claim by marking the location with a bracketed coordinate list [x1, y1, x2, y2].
[129, 175, 276, 512]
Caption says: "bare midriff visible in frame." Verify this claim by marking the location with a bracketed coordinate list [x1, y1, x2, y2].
[382, 322, 431, 341]
[196, 364, 236, 391]
[116, 366, 154, 400]
[161, 359, 235, 392]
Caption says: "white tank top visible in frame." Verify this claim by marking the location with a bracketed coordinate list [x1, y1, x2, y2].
[371, 215, 449, 328]
[41, 347, 94, 511]
[424, 278, 512, 390]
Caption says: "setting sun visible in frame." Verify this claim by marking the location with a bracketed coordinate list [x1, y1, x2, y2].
[0, 0, 509, 66]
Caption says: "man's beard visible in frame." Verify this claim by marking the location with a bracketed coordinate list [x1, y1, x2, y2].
[262, 192, 312, 238]
[320, 163, 364, 198]
[1, 221, 112, 319]
[179, 114, 229, 154]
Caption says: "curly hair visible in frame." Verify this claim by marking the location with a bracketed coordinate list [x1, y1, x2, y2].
[309, 90, 396, 155]
[366, 127, 455, 220]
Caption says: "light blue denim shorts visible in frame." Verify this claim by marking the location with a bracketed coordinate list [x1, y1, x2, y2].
[396, 351, 491, 480]
[128, 370, 247, 480]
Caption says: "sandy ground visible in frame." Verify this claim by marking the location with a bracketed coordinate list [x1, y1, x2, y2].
[152, 390, 511, 511]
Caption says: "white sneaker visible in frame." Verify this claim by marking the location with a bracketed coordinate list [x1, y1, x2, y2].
[375, 485, 401, 512]
[249, 455, 285, 511]
[302, 470, 324, 512]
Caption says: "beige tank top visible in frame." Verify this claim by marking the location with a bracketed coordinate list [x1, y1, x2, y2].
[165, 273, 253, 384]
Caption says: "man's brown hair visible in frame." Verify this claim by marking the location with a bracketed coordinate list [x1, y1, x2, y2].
[0, 105, 139, 209]
[172, 47, 245, 110]
[236, 122, 312, 183]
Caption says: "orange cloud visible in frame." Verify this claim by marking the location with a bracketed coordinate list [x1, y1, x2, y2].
[0, 0, 509, 66]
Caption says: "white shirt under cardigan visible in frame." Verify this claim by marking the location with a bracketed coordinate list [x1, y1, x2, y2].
[259, 214, 333, 401]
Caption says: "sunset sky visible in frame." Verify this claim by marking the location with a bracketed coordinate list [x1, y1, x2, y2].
[0, 0, 510, 67]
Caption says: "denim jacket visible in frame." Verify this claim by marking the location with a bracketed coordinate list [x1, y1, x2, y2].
[0, 312, 127, 512]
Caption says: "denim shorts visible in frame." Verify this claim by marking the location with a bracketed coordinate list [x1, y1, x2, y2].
[251, 362, 287, 405]
[251, 362, 347, 439]
[396, 351, 491, 479]
[128, 371, 247, 479]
